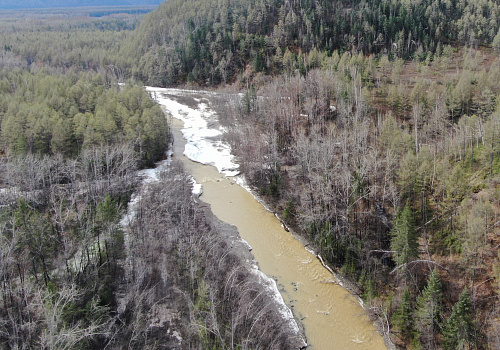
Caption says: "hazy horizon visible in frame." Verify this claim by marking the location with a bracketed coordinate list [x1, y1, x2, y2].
[0, 0, 163, 10]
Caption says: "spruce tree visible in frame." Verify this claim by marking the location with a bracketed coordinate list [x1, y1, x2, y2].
[390, 204, 419, 271]
[416, 268, 443, 348]
[442, 288, 476, 350]
[391, 287, 416, 342]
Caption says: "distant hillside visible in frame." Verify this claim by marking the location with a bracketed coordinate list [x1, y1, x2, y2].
[0, 0, 163, 10]
[125, 0, 500, 87]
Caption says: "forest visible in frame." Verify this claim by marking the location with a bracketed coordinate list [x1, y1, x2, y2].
[214, 48, 500, 348]
[0, 6, 306, 349]
[126, 0, 500, 348]
[0, 0, 499, 349]
[125, 0, 500, 86]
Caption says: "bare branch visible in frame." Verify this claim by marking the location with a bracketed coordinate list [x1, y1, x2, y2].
[390, 260, 450, 274]
[369, 250, 395, 255]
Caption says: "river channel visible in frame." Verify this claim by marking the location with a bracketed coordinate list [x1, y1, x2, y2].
[149, 87, 387, 350]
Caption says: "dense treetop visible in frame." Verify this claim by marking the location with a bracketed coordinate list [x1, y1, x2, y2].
[127, 0, 500, 86]
[0, 69, 169, 166]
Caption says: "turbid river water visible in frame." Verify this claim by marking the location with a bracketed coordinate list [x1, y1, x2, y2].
[150, 88, 387, 350]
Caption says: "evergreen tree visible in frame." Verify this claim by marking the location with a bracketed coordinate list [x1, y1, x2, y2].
[391, 287, 416, 342]
[442, 288, 476, 350]
[390, 204, 419, 271]
[416, 268, 443, 348]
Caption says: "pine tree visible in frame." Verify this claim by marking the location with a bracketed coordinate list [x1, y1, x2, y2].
[416, 268, 443, 349]
[442, 288, 476, 350]
[390, 204, 419, 271]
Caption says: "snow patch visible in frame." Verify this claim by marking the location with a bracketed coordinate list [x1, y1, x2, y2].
[191, 176, 203, 197]
[239, 237, 253, 251]
[120, 192, 142, 228]
[250, 265, 302, 335]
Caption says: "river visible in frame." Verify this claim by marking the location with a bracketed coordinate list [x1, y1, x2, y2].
[147, 87, 388, 350]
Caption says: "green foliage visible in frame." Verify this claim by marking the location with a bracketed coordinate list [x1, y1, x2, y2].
[96, 194, 120, 224]
[340, 246, 357, 277]
[267, 173, 281, 197]
[398, 151, 420, 200]
[494, 251, 500, 292]
[98, 276, 117, 308]
[459, 197, 493, 264]
[128, 0, 500, 85]
[241, 85, 257, 116]
[494, 28, 500, 55]
[378, 112, 413, 157]
[13, 200, 56, 284]
[415, 268, 443, 347]
[390, 204, 419, 270]
[0, 10, 137, 74]
[0, 71, 169, 166]
[282, 200, 296, 225]
[442, 288, 476, 350]
[2, 2, 499, 349]
[358, 271, 378, 301]
[195, 279, 210, 312]
[392, 287, 416, 342]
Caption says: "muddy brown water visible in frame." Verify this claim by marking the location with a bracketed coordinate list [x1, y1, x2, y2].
[170, 116, 386, 350]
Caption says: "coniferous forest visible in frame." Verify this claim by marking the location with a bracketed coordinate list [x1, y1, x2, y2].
[0, 0, 500, 349]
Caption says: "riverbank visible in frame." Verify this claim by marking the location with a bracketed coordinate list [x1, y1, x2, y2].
[195, 86, 395, 349]
[118, 156, 307, 349]
[150, 86, 387, 349]
[231, 169, 395, 349]
[238, 185, 396, 350]
[200, 202, 308, 349]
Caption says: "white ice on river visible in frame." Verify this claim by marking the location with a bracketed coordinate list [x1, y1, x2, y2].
[145, 87, 240, 177]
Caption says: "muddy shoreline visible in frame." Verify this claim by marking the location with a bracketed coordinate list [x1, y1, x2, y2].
[119, 159, 308, 349]
[240, 184, 396, 350]
[198, 201, 308, 349]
